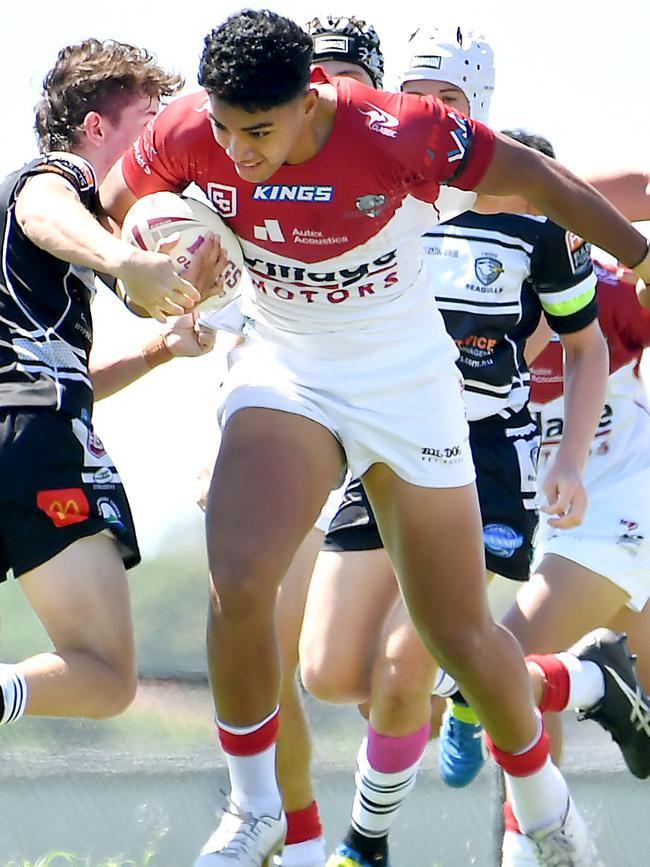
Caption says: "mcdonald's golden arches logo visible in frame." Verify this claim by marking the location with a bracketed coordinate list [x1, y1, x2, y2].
[37, 488, 90, 528]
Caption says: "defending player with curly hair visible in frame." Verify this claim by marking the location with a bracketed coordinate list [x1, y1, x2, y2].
[35, 39, 184, 152]
[198, 9, 313, 111]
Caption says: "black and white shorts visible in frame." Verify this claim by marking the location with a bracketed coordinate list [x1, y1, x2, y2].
[0, 409, 140, 580]
[323, 407, 539, 582]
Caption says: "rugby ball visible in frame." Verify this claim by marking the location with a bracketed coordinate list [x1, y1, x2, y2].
[119, 191, 244, 313]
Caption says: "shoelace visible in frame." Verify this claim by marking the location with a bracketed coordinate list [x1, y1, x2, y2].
[604, 665, 650, 737]
[530, 827, 584, 867]
[211, 801, 275, 859]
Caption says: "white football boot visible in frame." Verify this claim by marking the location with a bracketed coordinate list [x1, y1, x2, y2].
[194, 800, 287, 867]
[524, 798, 604, 867]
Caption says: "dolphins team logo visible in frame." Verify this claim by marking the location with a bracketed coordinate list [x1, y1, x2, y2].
[474, 256, 504, 286]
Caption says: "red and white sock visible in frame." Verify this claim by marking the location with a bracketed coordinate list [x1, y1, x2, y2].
[487, 713, 569, 834]
[279, 801, 325, 867]
[217, 705, 282, 816]
[527, 652, 605, 712]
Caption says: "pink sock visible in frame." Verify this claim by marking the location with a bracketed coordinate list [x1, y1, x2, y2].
[366, 721, 430, 773]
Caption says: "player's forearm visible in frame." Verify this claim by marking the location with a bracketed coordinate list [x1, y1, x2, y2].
[91, 335, 172, 400]
[555, 327, 608, 473]
[20, 193, 135, 278]
[524, 163, 647, 269]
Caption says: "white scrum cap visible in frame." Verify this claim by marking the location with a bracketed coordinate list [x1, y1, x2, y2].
[400, 26, 495, 124]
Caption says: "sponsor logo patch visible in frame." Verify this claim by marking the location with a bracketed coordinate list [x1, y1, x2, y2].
[97, 497, 125, 530]
[483, 524, 524, 558]
[411, 54, 443, 69]
[253, 219, 285, 242]
[565, 231, 591, 273]
[474, 256, 504, 286]
[421, 444, 463, 464]
[292, 228, 349, 245]
[37, 488, 90, 528]
[252, 185, 334, 202]
[356, 194, 387, 218]
[359, 103, 399, 138]
[208, 182, 238, 217]
[86, 430, 106, 459]
[447, 112, 470, 163]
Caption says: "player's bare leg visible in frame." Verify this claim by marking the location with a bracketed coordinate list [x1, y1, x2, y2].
[300, 548, 400, 705]
[326, 601, 438, 866]
[1, 534, 136, 723]
[275, 527, 326, 866]
[197, 408, 343, 866]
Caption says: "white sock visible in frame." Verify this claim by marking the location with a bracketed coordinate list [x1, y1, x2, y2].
[351, 738, 422, 839]
[226, 743, 282, 816]
[556, 652, 605, 710]
[277, 837, 326, 867]
[507, 756, 569, 835]
[218, 708, 283, 816]
[432, 668, 458, 698]
[0, 664, 27, 725]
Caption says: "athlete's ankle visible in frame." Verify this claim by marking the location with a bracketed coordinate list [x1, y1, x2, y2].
[343, 828, 388, 863]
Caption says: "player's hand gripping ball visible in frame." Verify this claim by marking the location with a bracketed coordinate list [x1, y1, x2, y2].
[119, 191, 244, 313]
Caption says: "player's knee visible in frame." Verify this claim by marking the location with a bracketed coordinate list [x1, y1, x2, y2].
[373, 659, 432, 720]
[300, 652, 366, 704]
[87, 667, 138, 719]
[208, 557, 277, 622]
[428, 624, 489, 684]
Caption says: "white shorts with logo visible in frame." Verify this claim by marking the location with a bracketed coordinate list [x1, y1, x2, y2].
[533, 468, 650, 611]
[217, 326, 475, 489]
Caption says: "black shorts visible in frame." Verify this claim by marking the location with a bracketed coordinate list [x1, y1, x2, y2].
[323, 408, 539, 582]
[0, 409, 140, 580]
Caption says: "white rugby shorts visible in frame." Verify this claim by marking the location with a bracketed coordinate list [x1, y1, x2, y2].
[217, 327, 475, 489]
[533, 467, 650, 611]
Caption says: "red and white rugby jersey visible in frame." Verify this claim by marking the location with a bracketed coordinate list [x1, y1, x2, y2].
[121, 71, 493, 352]
[530, 262, 650, 488]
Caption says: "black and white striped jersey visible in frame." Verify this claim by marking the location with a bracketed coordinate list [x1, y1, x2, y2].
[425, 210, 597, 421]
[0, 152, 99, 418]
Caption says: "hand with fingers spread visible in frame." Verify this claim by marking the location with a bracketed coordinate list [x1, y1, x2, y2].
[116, 243, 201, 322]
[541, 459, 588, 529]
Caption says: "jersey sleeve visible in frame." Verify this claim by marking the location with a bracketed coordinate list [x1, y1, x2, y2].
[418, 98, 495, 191]
[529, 220, 597, 334]
[121, 99, 193, 197]
[14, 153, 97, 210]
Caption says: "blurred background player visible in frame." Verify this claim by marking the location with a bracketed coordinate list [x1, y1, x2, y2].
[298, 29, 613, 867]
[501, 253, 650, 864]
